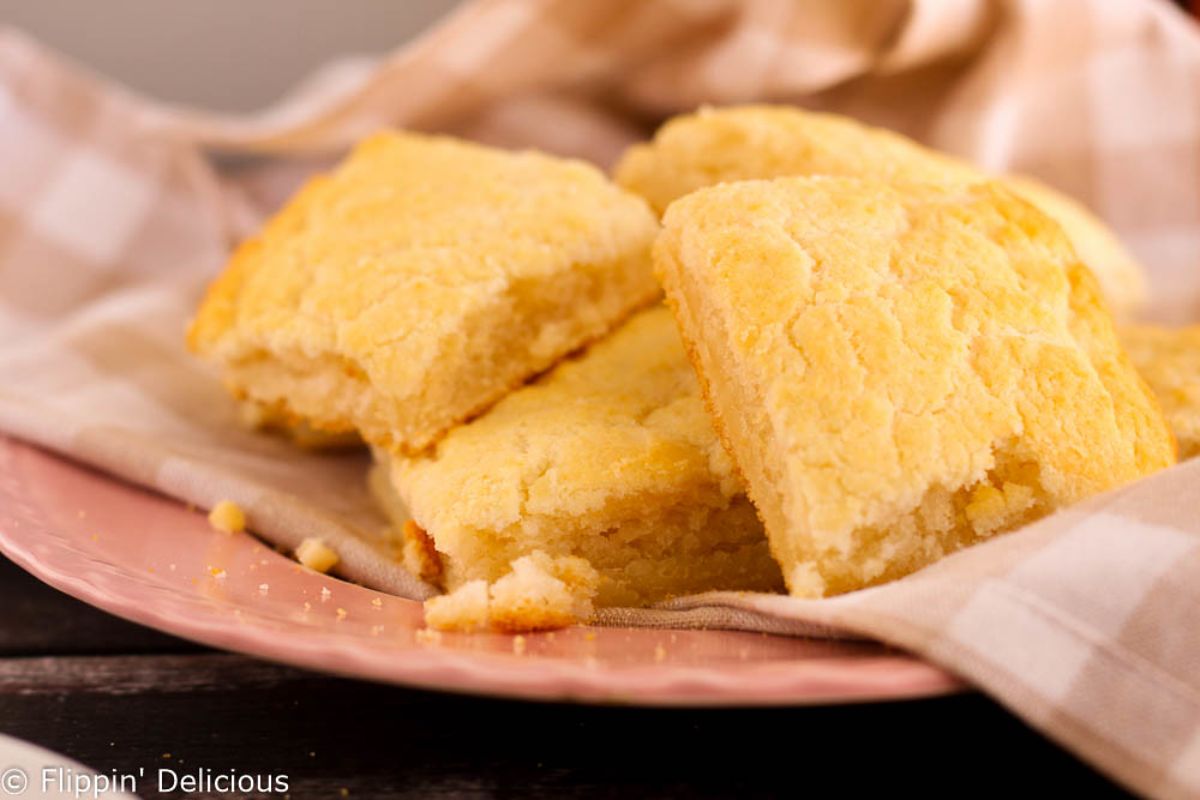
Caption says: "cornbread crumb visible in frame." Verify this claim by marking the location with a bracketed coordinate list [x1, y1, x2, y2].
[654, 643, 667, 662]
[335, 607, 347, 620]
[414, 628, 443, 646]
[424, 580, 491, 632]
[1122, 324, 1200, 458]
[422, 552, 601, 632]
[655, 176, 1174, 597]
[295, 538, 340, 573]
[512, 635, 527, 655]
[207, 500, 245, 534]
[489, 552, 600, 631]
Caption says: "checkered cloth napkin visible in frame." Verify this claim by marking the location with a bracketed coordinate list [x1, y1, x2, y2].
[2, 0, 1199, 794]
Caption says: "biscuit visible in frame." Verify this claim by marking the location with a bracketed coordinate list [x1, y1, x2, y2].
[190, 130, 660, 454]
[1121, 325, 1200, 458]
[616, 105, 1146, 317]
[371, 306, 782, 629]
[654, 176, 1175, 597]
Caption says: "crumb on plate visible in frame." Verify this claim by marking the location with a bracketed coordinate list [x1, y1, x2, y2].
[295, 537, 340, 573]
[207, 500, 245, 534]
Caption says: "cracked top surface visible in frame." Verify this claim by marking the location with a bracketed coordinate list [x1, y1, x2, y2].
[391, 306, 743, 535]
[188, 130, 658, 449]
[617, 104, 1145, 317]
[656, 176, 1174, 544]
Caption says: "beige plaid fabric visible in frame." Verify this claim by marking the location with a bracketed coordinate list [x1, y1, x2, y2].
[1, 0, 1199, 795]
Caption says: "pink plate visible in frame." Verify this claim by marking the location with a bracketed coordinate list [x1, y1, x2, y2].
[0, 436, 963, 706]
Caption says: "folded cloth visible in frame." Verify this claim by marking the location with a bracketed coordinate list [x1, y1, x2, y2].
[0, 1, 1198, 796]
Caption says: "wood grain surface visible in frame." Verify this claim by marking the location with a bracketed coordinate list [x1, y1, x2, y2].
[0, 557, 1130, 799]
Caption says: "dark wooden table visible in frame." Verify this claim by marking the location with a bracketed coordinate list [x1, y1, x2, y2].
[0, 556, 1130, 799]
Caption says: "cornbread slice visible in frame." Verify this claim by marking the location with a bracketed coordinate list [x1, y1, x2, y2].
[1122, 325, 1200, 458]
[190, 130, 660, 454]
[370, 307, 783, 630]
[655, 176, 1175, 597]
[616, 105, 1146, 317]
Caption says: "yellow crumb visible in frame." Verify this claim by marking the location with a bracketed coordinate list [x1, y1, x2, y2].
[1121, 324, 1200, 459]
[207, 500, 245, 534]
[295, 538, 340, 573]
[414, 628, 443, 646]
[424, 580, 491, 632]
[421, 551, 601, 632]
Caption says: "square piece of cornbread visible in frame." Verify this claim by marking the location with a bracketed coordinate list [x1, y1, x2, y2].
[190, 131, 660, 454]
[616, 105, 1146, 317]
[371, 307, 782, 630]
[655, 176, 1175, 597]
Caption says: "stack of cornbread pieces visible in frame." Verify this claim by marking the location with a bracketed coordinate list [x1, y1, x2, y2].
[190, 106, 1193, 632]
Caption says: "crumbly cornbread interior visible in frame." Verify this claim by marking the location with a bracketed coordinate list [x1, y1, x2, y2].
[655, 176, 1175, 597]
[369, 307, 783, 628]
[1122, 325, 1200, 459]
[616, 104, 1146, 317]
[238, 400, 361, 450]
[424, 553, 601, 633]
[189, 130, 659, 454]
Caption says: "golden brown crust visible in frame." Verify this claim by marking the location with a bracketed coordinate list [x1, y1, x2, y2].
[190, 130, 660, 454]
[655, 175, 1175, 597]
[617, 104, 1146, 317]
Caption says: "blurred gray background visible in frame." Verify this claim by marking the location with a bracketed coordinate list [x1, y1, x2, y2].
[0, 0, 463, 110]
